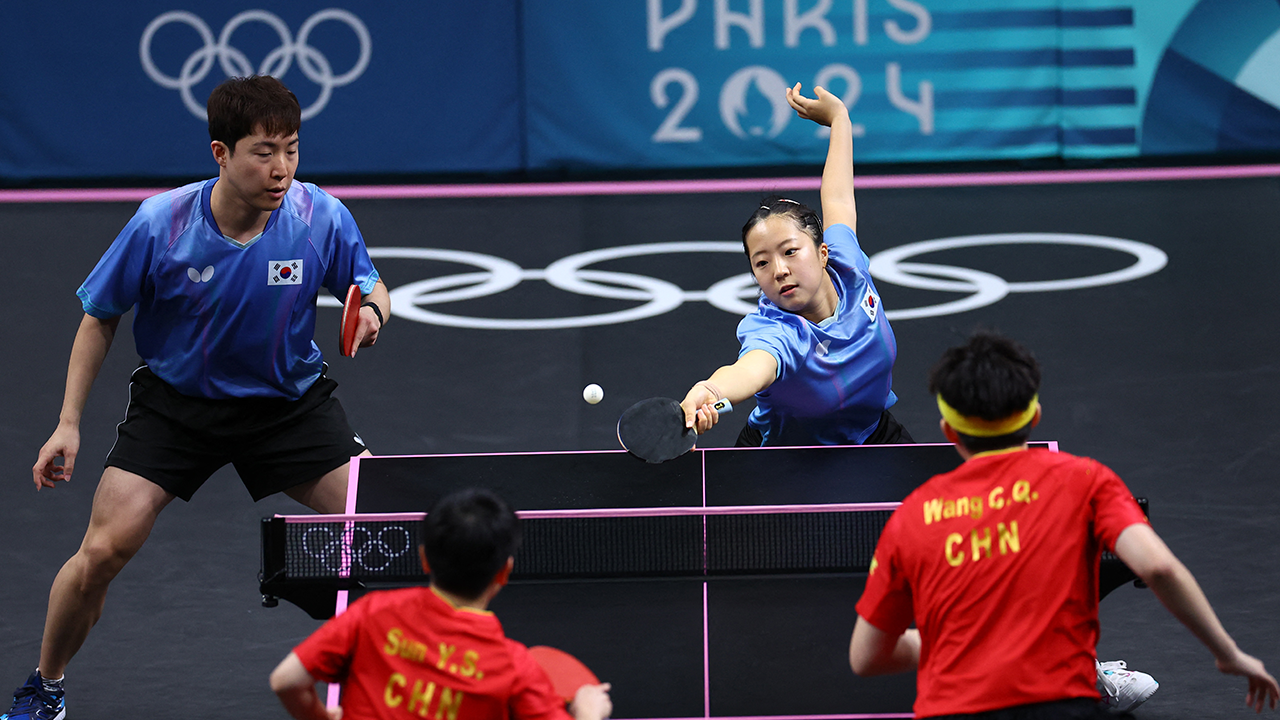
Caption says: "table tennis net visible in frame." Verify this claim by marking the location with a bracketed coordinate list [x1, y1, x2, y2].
[262, 503, 898, 585]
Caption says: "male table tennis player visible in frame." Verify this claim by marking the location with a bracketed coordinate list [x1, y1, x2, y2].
[270, 489, 614, 720]
[5, 76, 388, 720]
[849, 332, 1278, 719]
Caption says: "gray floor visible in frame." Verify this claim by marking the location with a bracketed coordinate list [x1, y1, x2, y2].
[2, 173, 1278, 718]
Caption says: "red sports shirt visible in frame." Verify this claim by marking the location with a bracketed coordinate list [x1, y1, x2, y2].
[856, 448, 1149, 718]
[294, 586, 571, 720]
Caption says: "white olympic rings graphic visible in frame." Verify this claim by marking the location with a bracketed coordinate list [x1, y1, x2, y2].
[318, 233, 1167, 330]
[868, 233, 1169, 320]
[140, 9, 371, 121]
[301, 525, 412, 573]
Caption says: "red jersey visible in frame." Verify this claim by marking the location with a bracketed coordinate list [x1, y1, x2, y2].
[856, 448, 1149, 718]
[294, 586, 571, 720]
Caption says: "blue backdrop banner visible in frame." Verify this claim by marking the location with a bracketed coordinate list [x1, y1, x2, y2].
[525, 0, 1143, 168]
[0, 2, 522, 180]
[1, 0, 1278, 180]
[523, 0, 1280, 169]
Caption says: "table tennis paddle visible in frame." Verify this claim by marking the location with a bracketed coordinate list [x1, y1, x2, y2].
[617, 396, 733, 463]
[527, 645, 600, 703]
[340, 284, 361, 357]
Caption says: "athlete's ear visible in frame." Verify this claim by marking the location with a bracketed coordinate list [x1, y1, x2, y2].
[1030, 404, 1042, 428]
[939, 418, 959, 444]
[820, 243, 829, 267]
[211, 140, 230, 168]
[418, 545, 430, 575]
[940, 420, 974, 461]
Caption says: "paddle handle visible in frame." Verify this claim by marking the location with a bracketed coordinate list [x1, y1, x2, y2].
[692, 398, 733, 437]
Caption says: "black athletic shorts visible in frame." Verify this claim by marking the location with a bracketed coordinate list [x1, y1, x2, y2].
[105, 365, 366, 502]
[928, 698, 1109, 720]
[735, 408, 916, 447]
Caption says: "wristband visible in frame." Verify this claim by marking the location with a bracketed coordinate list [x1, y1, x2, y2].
[361, 301, 384, 327]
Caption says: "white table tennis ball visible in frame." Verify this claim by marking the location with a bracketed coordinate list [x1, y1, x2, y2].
[583, 383, 604, 404]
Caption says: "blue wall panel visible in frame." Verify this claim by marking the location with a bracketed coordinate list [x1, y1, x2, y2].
[0, 0, 1277, 180]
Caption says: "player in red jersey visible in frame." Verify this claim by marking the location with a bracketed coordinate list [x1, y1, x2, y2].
[849, 331, 1278, 719]
[270, 489, 612, 720]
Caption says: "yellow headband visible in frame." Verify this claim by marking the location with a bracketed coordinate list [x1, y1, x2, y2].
[937, 394, 1038, 437]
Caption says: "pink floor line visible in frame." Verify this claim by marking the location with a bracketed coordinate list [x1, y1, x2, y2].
[344, 455, 362, 514]
[702, 451, 708, 577]
[276, 502, 902, 524]
[327, 455, 361, 713]
[326, 587, 350, 709]
[3, 164, 1277, 204]
[703, 582, 711, 718]
[617, 715, 911, 719]
[611, 707, 911, 712]
[292, 443, 953, 462]
[340, 448, 631, 460]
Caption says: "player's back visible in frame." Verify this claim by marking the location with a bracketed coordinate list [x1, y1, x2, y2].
[296, 586, 565, 720]
[890, 448, 1144, 715]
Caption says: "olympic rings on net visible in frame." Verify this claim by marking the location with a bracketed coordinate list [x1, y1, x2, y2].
[318, 233, 1167, 329]
[140, 9, 371, 121]
[301, 524, 412, 573]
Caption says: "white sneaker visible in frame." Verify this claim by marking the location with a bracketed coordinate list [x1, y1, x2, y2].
[1096, 659, 1159, 714]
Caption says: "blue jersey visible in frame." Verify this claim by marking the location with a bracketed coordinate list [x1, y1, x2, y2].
[737, 223, 898, 446]
[78, 179, 379, 400]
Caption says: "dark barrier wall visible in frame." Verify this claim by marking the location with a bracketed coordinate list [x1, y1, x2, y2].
[2, 0, 1278, 181]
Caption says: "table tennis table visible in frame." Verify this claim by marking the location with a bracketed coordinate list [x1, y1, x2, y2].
[260, 441, 1142, 719]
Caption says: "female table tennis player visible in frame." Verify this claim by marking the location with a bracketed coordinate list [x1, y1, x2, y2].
[680, 83, 912, 447]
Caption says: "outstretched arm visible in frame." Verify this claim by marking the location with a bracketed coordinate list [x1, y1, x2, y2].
[1114, 523, 1279, 712]
[270, 652, 343, 720]
[680, 349, 777, 434]
[786, 83, 856, 233]
[32, 313, 119, 491]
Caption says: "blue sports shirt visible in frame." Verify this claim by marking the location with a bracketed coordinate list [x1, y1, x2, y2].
[78, 179, 379, 400]
[737, 223, 898, 445]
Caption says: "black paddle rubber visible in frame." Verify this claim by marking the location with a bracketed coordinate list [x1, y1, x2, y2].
[617, 397, 697, 463]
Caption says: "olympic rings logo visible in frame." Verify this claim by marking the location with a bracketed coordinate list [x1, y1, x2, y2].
[301, 524, 412, 573]
[868, 233, 1169, 320]
[140, 9, 371, 121]
[321, 233, 1167, 330]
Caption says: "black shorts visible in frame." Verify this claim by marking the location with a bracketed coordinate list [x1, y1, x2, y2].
[734, 408, 916, 447]
[106, 365, 366, 502]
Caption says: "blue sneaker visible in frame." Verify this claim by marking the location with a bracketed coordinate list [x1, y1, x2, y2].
[1, 671, 65, 720]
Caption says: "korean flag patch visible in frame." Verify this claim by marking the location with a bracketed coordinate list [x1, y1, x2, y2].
[860, 287, 880, 322]
[269, 259, 303, 286]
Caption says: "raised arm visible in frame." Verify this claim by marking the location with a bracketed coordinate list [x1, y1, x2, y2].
[786, 83, 856, 232]
[680, 349, 777, 433]
[1114, 523, 1279, 712]
[32, 313, 120, 491]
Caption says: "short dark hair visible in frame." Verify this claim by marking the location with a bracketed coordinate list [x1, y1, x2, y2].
[742, 195, 823, 256]
[423, 489, 522, 599]
[206, 76, 301, 152]
[928, 331, 1041, 453]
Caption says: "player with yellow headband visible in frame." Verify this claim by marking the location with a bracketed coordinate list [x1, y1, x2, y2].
[848, 331, 1278, 719]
